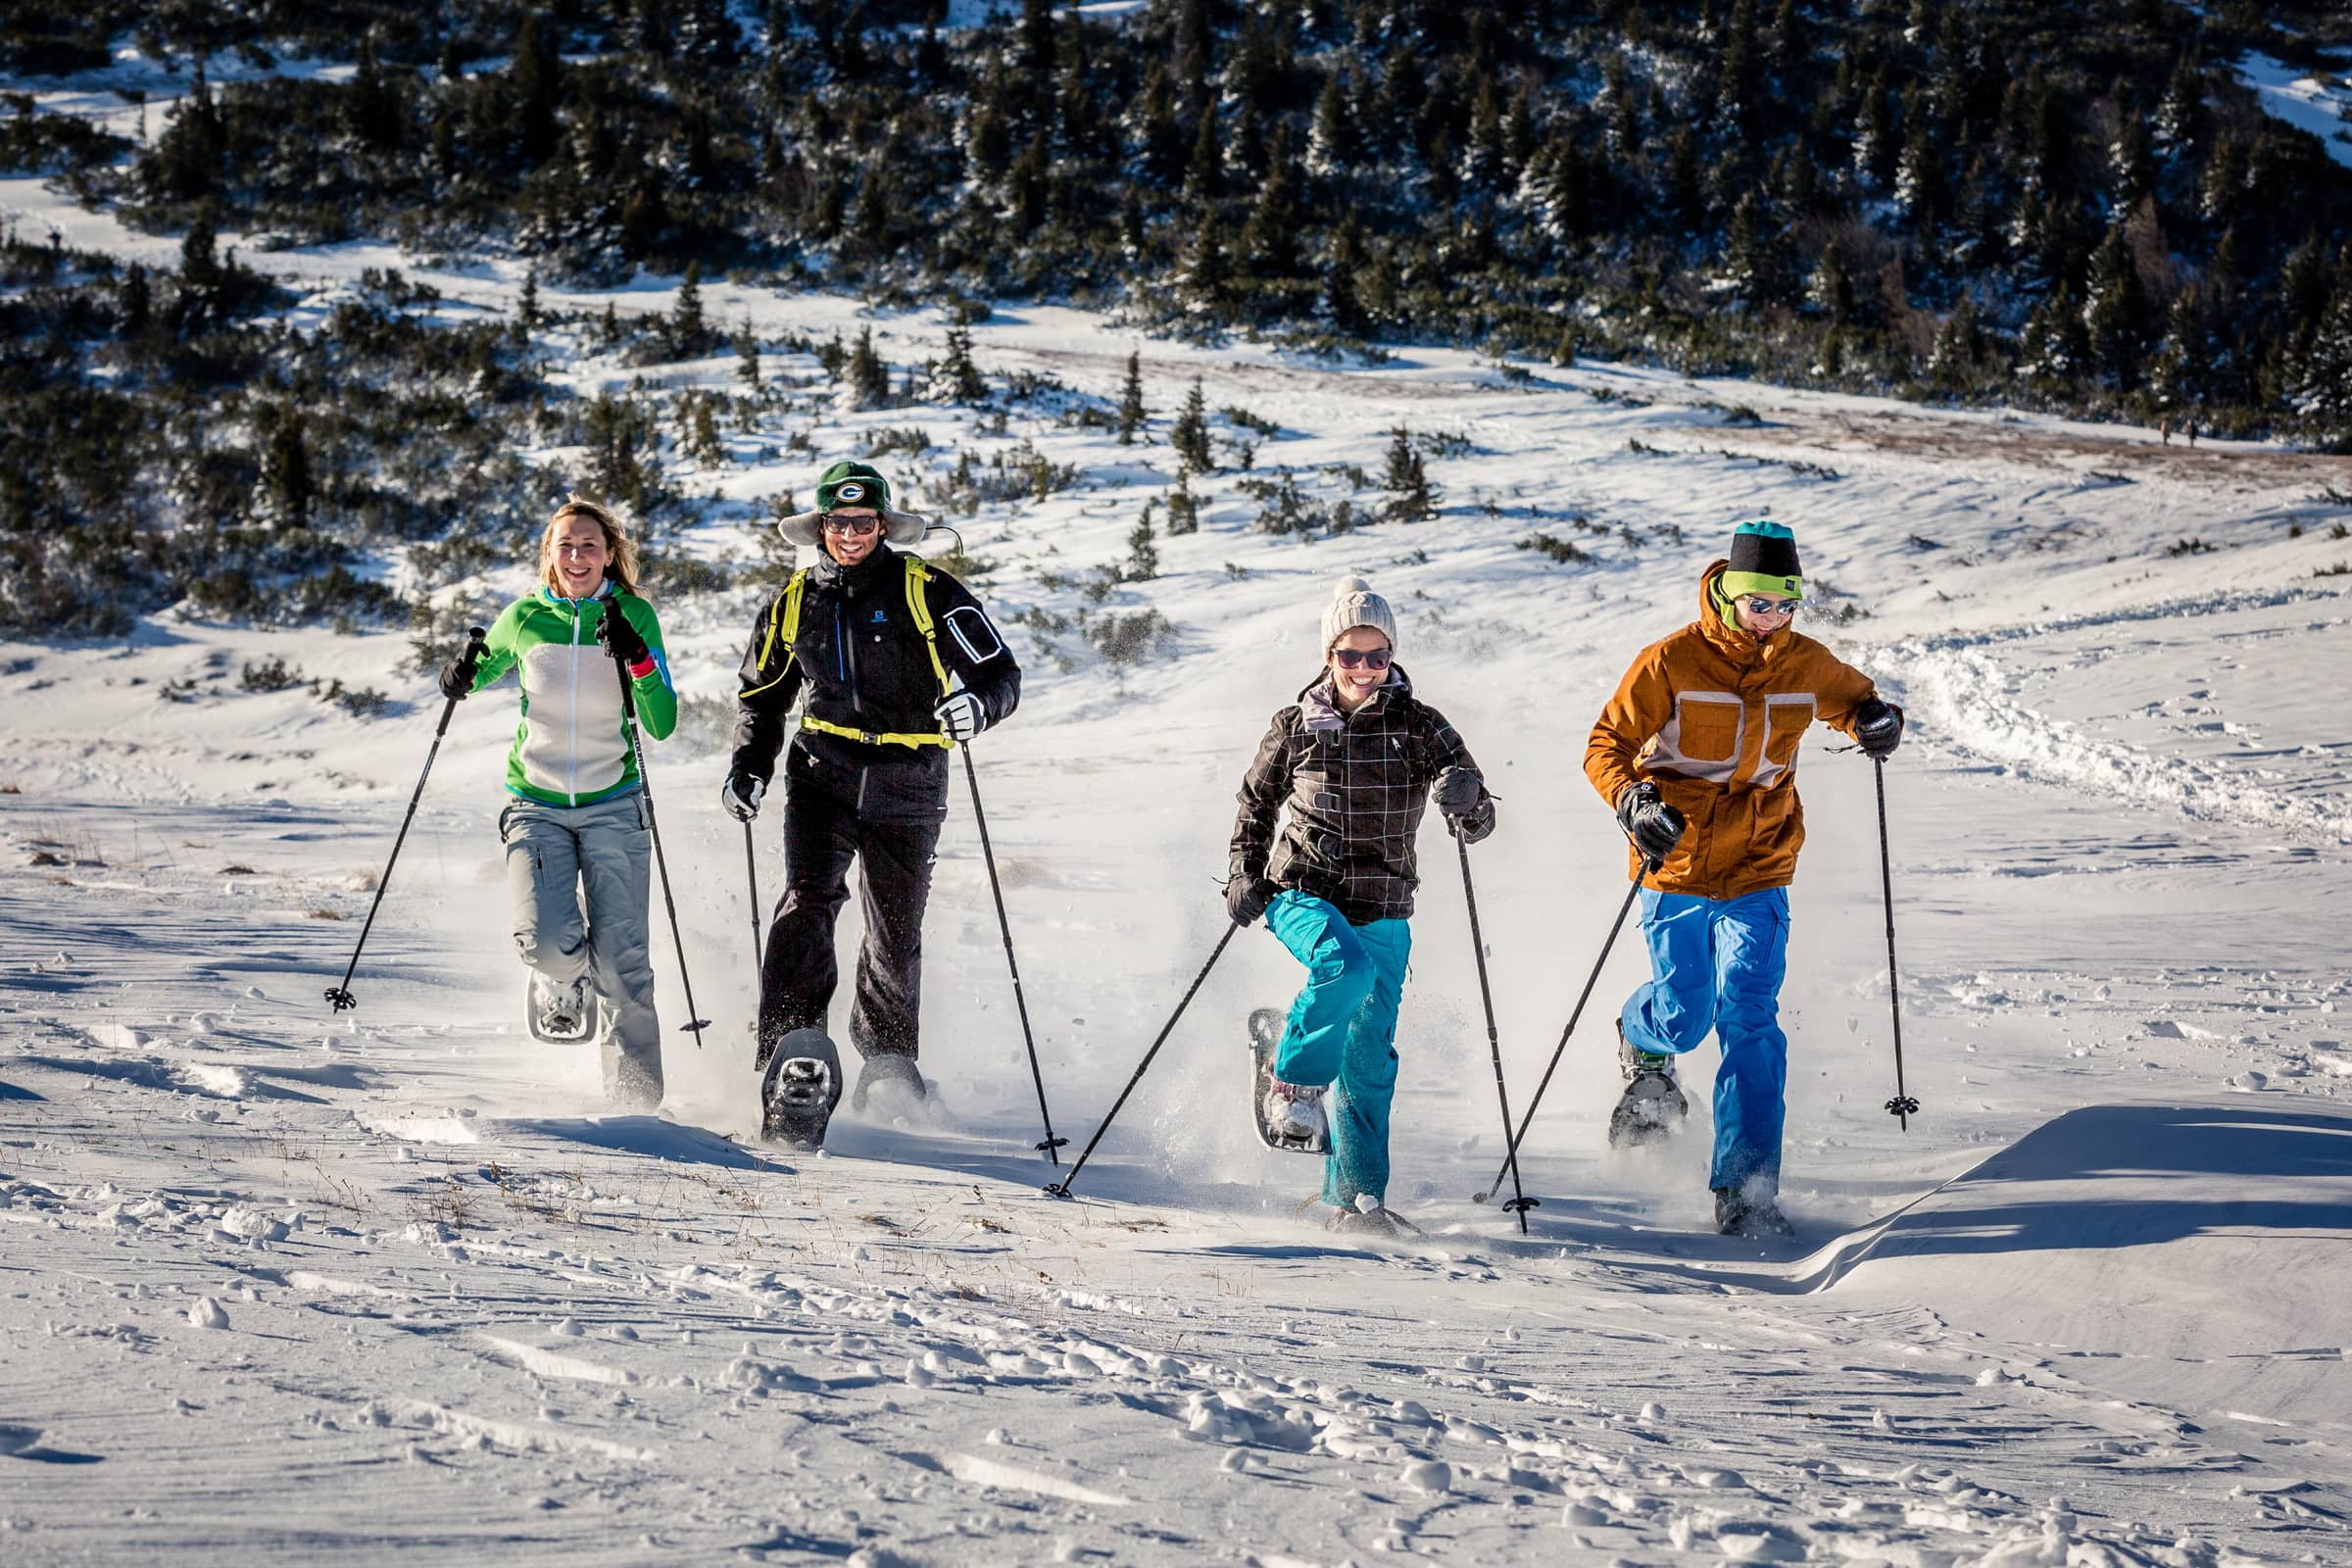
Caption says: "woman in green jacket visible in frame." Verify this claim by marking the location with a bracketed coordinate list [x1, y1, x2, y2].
[439, 497, 678, 1107]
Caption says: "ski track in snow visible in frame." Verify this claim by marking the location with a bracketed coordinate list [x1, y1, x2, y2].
[5, 85, 2352, 1560]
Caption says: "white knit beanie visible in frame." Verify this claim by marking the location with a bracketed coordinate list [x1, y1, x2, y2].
[1321, 574, 1398, 653]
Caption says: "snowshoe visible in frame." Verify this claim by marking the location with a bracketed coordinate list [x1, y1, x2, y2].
[527, 974, 596, 1046]
[1329, 1195, 1423, 1240]
[1607, 1024, 1688, 1150]
[851, 1050, 927, 1114]
[1250, 1006, 1329, 1155]
[760, 1028, 842, 1151]
[1714, 1186, 1794, 1240]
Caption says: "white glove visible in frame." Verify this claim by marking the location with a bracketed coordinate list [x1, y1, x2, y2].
[720, 772, 765, 822]
[936, 690, 988, 743]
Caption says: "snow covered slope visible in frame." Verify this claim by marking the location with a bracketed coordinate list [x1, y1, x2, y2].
[6, 174, 2352, 1561]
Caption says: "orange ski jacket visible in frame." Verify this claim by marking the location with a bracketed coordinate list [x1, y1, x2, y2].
[1585, 562, 1885, 900]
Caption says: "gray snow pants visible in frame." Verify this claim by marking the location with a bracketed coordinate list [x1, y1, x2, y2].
[500, 791, 663, 1105]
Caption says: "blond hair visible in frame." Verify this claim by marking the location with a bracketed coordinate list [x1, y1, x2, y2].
[538, 496, 642, 596]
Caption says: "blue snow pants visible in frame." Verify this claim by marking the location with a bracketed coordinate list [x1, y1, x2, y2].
[1618, 885, 1791, 1195]
[1264, 891, 1413, 1209]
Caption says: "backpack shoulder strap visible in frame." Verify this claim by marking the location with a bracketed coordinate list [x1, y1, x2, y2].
[742, 569, 808, 698]
[902, 557, 952, 696]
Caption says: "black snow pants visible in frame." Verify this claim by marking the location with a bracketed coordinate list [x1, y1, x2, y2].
[757, 776, 942, 1070]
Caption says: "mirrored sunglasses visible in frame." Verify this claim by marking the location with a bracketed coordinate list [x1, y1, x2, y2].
[1737, 594, 1800, 617]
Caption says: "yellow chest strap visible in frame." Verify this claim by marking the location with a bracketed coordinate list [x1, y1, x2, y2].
[752, 557, 956, 748]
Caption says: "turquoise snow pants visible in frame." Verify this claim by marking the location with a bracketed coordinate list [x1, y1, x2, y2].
[1619, 885, 1790, 1195]
[1264, 891, 1412, 1209]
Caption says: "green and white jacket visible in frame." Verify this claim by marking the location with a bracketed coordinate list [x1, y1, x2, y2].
[471, 584, 677, 808]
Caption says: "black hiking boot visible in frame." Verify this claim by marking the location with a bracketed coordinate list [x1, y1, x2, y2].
[1713, 1186, 1795, 1239]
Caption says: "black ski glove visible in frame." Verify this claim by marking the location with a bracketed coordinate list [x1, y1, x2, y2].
[437, 652, 479, 702]
[1854, 698, 1904, 760]
[1225, 874, 1276, 928]
[1616, 781, 1688, 862]
[720, 771, 765, 823]
[1433, 766, 1495, 844]
[598, 607, 651, 668]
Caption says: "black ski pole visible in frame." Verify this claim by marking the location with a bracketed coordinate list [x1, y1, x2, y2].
[603, 619, 710, 1045]
[1473, 858, 1656, 1204]
[1876, 758, 1919, 1129]
[1456, 833, 1533, 1233]
[324, 625, 487, 1013]
[1044, 923, 1239, 1200]
[742, 818, 763, 969]
[962, 746, 1067, 1163]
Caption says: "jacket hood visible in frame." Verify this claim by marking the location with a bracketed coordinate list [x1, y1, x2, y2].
[1696, 560, 1789, 663]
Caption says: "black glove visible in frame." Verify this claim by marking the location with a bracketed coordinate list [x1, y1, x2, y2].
[1225, 874, 1275, 928]
[437, 653, 478, 702]
[597, 607, 650, 668]
[720, 771, 765, 822]
[1433, 765, 1494, 843]
[1854, 698, 1904, 760]
[1432, 766, 1482, 815]
[1616, 781, 1687, 862]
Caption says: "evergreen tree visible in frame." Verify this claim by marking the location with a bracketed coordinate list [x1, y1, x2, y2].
[1307, 71, 1354, 177]
[512, 16, 560, 167]
[1322, 214, 1368, 337]
[1165, 470, 1200, 534]
[516, 267, 541, 331]
[846, 325, 891, 409]
[2146, 289, 2211, 414]
[1124, 503, 1159, 580]
[2289, 273, 2352, 429]
[1170, 377, 1214, 473]
[1181, 213, 1227, 312]
[734, 317, 761, 389]
[671, 261, 709, 355]
[1383, 426, 1437, 521]
[1893, 112, 1944, 228]
[585, 393, 661, 514]
[257, 407, 316, 529]
[1116, 350, 1147, 444]
[940, 322, 987, 403]
[2081, 223, 2147, 389]
[1242, 127, 1301, 278]
[1130, 64, 1184, 184]
[2019, 281, 2088, 383]
[1926, 297, 1984, 392]
[1184, 101, 1221, 208]
[1720, 190, 1788, 308]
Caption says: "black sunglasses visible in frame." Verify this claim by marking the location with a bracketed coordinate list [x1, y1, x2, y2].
[1332, 647, 1393, 670]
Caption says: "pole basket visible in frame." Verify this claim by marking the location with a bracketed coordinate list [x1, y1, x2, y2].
[324, 988, 357, 1012]
[1886, 1095, 1921, 1118]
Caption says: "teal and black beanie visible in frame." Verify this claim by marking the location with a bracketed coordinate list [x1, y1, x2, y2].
[1721, 518, 1802, 601]
[816, 461, 892, 514]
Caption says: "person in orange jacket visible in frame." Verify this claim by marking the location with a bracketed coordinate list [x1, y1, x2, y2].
[1585, 520, 1903, 1238]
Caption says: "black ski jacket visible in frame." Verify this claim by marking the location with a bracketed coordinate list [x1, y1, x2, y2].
[730, 545, 1021, 824]
[1230, 664, 1494, 925]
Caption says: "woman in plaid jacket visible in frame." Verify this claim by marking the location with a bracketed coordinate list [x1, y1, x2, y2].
[1226, 576, 1495, 1234]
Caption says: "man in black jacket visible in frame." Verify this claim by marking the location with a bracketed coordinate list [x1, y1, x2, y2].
[725, 461, 1022, 1110]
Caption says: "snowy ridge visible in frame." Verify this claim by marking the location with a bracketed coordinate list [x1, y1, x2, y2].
[1880, 640, 2352, 843]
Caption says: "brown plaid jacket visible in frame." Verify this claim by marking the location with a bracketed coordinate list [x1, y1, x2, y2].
[1229, 665, 1494, 925]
